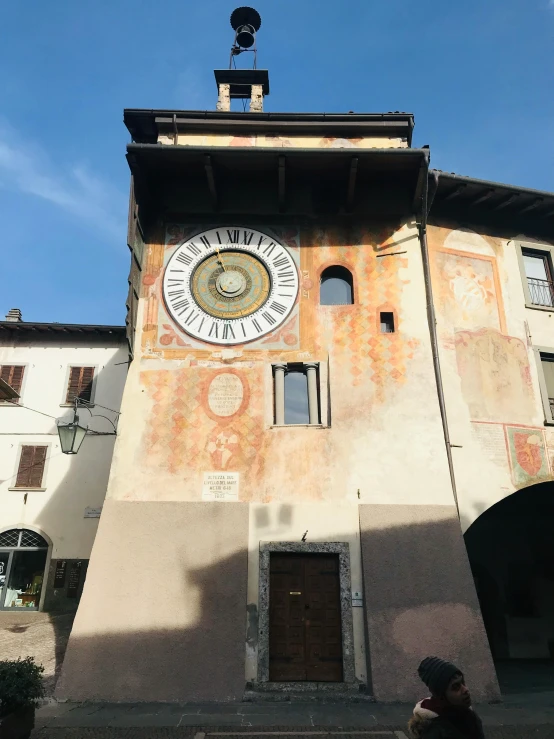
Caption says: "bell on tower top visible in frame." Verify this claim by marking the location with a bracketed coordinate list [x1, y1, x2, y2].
[214, 6, 270, 113]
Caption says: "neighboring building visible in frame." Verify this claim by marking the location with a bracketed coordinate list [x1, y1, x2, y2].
[58, 49, 554, 703]
[0, 311, 127, 612]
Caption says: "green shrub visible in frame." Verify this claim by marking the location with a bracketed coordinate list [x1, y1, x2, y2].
[0, 658, 45, 717]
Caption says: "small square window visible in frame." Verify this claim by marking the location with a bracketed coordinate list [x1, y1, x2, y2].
[380, 312, 395, 333]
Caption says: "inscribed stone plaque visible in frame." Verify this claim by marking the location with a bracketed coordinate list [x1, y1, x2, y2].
[67, 561, 83, 598]
[471, 422, 507, 467]
[202, 472, 239, 501]
[54, 560, 67, 588]
[208, 373, 243, 417]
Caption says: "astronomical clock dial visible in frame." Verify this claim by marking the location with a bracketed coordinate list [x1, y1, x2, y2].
[162, 227, 299, 345]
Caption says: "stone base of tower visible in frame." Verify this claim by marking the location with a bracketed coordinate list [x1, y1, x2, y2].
[359, 504, 500, 703]
[57, 500, 499, 704]
[56, 500, 249, 702]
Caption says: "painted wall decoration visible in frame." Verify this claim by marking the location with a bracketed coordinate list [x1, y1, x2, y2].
[128, 220, 429, 503]
[505, 426, 549, 486]
[309, 225, 418, 400]
[140, 366, 267, 499]
[455, 329, 534, 423]
[160, 134, 407, 150]
[433, 251, 504, 332]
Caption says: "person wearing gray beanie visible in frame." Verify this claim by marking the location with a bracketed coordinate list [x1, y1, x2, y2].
[407, 657, 485, 738]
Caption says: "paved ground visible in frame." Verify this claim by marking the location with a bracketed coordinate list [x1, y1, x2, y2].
[30, 700, 554, 738]
[1, 612, 553, 738]
[0, 610, 75, 695]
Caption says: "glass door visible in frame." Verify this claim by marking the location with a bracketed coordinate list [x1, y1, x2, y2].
[3, 550, 47, 609]
[0, 552, 12, 609]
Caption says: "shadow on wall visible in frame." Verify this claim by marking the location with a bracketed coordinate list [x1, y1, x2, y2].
[0, 347, 127, 693]
[53, 499, 499, 704]
[465, 482, 554, 665]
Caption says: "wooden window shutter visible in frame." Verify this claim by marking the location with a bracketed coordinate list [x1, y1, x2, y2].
[79, 367, 94, 402]
[66, 367, 95, 403]
[0, 365, 25, 401]
[15, 446, 47, 488]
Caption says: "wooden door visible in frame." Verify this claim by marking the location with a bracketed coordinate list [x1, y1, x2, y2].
[269, 553, 343, 682]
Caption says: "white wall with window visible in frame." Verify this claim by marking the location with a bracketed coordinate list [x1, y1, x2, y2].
[0, 313, 127, 610]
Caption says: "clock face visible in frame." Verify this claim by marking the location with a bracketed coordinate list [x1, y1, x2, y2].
[163, 227, 299, 345]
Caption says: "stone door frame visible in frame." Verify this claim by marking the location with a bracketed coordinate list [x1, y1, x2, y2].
[257, 541, 356, 684]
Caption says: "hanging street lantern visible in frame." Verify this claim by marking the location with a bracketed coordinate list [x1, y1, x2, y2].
[57, 412, 88, 455]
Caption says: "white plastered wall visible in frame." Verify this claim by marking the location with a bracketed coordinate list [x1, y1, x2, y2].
[0, 339, 128, 559]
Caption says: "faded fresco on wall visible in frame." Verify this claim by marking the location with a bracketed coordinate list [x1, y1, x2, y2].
[133, 221, 425, 502]
[505, 426, 549, 486]
[433, 251, 504, 332]
[160, 134, 408, 150]
[309, 225, 418, 401]
[455, 329, 534, 423]
[140, 365, 267, 498]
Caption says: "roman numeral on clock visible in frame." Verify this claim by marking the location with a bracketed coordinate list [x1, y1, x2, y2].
[262, 311, 276, 325]
[270, 301, 287, 315]
[184, 311, 199, 326]
[171, 298, 190, 315]
[242, 230, 254, 245]
[187, 242, 201, 256]
[252, 319, 263, 333]
[209, 322, 219, 339]
[199, 235, 211, 249]
[272, 255, 289, 268]
[226, 229, 239, 244]
[176, 252, 193, 266]
[262, 242, 276, 257]
[222, 323, 236, 340]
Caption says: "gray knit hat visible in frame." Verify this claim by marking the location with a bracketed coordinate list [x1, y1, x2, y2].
[417, 656, 462, 696]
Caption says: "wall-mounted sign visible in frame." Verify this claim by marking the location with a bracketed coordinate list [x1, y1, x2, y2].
[352, 590, 363, 607]
[84, 507, 102, 518]
[202, 472, 239, 501]
[67, 561, 83, 598]
[54, 560, 67, 588]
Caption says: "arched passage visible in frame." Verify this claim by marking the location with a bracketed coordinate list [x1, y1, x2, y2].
[464, 482, 554, 696]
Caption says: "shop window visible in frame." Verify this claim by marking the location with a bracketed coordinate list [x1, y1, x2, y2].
[0, 365, 25, 404]
[65, 366, 95, 404]
[14, 446, 47, 489]
[0, 529, 48, 610]
[320, 266, 354, 305]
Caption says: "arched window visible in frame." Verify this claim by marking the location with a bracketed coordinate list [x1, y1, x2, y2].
[0, 528, 48, 611]
[320, 266, 354, 305]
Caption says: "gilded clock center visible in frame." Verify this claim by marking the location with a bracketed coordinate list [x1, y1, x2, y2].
[191, 250, 271, 320]
[216, 270, 247, 297]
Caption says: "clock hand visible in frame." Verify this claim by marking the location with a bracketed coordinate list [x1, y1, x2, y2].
[215, 246, 226, 271]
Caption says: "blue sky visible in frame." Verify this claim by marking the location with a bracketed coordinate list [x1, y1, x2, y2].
[1, 0, 553, 325]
